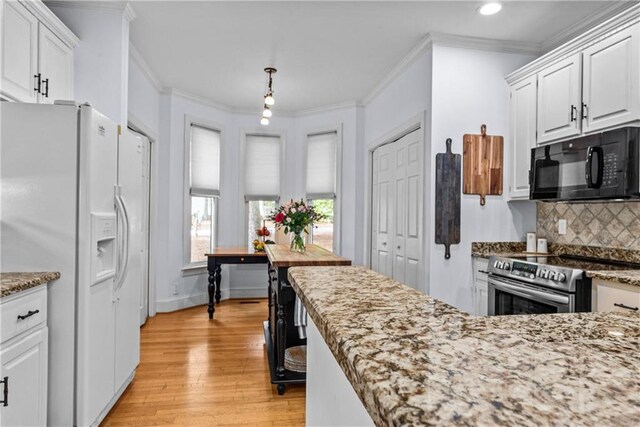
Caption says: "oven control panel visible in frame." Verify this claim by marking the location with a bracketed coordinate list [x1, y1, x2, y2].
[510, 261, 538, 280]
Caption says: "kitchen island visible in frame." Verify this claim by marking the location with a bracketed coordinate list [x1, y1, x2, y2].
[288, 266, 640, 426]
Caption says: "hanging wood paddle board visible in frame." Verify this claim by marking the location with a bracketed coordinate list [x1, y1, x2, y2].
[463, 124, 504, 206]
[435, 138, 461, 260]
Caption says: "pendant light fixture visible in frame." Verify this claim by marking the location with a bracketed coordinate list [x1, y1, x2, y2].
[261, 67, 277, 125]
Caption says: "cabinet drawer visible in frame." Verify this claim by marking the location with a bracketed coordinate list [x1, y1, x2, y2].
[596, 282, 640, 313]
[1, 286, 47, 343]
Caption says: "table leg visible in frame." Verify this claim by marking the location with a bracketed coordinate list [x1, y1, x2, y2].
[207, 263, 216, 319]
[276, 292, 286, 379]
[215, 264, 222, 304]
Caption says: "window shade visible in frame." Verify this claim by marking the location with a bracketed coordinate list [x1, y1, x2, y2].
[306, 131, 337, 199]
[244, 134, 281, 201]
[190, 124, 221, 197]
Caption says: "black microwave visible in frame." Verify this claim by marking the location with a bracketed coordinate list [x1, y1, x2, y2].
[530, 127, 640, 201]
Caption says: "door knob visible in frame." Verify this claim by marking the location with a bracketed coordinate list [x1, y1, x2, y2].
[382, 242, 387, 246]
[397, 245, 401, 249]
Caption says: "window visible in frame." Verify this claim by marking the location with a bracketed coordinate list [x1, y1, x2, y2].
[306, 131, 339, 252]
[187, 123, 220, 264]
[244, 134, 281, 246]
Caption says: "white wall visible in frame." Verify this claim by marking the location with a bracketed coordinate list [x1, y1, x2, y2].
[427, 45, 537, 312]
[128, 59, 160, 135]
[49, 4, 132, 125]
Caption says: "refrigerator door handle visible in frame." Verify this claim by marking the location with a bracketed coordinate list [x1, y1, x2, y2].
[115, 193, 131, 294]
[114, 191, 128, 295]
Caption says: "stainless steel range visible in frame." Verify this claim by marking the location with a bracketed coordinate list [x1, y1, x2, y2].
[487, 255, 637, 316]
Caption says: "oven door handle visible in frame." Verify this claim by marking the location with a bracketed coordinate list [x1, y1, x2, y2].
[489, 278, 570, 305]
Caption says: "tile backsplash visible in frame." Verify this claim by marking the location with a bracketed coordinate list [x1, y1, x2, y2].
[537, 201, 640, 251]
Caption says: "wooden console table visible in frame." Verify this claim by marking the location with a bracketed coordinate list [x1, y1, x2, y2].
[205, 244, 351, 395]
[204, 247, 268, 319]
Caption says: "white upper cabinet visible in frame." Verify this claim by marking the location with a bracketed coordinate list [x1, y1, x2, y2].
[536, 53, 582, 144]
[38, 24, 73, 103]
[508, 75, 537, 199]
[582, 24, 640, 133]
[1, 1, 77, 103]
[1, 1, 39, 103]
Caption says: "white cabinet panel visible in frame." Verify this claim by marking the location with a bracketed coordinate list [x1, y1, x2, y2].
[508, 75, 537, 199]
[537, 54, 582, 144]
[1, 1, 38, 102]
[0, 327, 48, 427]
[582, 24, 640, 133]
[473, 258, 489, 316]
[595, 280, 640, 313]
[38, 23, 73, 103]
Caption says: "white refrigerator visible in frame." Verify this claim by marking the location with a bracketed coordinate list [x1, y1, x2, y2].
[1, 102, 143, 426]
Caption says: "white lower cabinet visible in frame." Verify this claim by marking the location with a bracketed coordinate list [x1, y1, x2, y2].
[594, 279, 640, 313]
[0, 286, 48, 426]
[473, 258, 489, 316]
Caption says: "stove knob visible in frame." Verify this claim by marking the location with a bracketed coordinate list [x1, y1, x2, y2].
[548, 271, 557, 281]
[557, 273, 566, 283]
[503, 262, 510, 270]
[494, 261, 500, 268]
[536, 269, 543, 277]
[541, 270, 549, 279]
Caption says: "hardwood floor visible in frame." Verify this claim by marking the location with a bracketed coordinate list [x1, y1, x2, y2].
[102, 300, 305, 426]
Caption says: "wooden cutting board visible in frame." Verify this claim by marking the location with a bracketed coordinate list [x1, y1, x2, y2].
[463, 125, 503, 206]
[435, 138, 461, 260]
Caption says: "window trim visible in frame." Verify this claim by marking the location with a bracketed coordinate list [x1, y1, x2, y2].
[303, 124, 342, 254]
[183, 115, 224, 268]
[239, 128, 286, 246]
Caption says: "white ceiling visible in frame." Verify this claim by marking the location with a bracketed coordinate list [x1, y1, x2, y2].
[128, 1, 629, 113]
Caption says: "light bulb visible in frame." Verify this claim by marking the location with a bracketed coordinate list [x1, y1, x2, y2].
[260, 117, 269, 126]
[263, 106, 272, 118]
[478, 2, 502, 15]
[264, 94, 275, 106]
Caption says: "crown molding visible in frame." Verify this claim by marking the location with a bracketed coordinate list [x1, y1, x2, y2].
[129, 43, 163, 92]
[540, 1, 638, 53]
[362, 31, 541, 106]
[164, 88, 235, 113]
[506, 2, 640, 84]
[24, 0, 80, 47]
[362, 33, 434, 106]
[45, 1, 136, 20]
[294, 101, 362, 117]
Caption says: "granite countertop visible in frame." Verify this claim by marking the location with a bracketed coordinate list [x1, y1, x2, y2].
[288, 266, 640, 426]
[472, 242, 640, 287]
[1, 272, 60, 298]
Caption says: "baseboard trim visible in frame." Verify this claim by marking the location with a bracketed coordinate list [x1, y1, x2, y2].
[156, 288, 267, 313]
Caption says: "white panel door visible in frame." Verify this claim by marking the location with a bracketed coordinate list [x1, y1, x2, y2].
[371, 129, 422, 289]
[115, 129, 143, 391]
[509, 75, 537, 199]
[0, 327, 48, 427]
[1, 1, 38, 102]
[374, 143, 394, 277]
[537, 53, 582, 144]
[392, 142, 406, 284]
[38, 23, 73, 103]
[402, 133, 421, 290]
[582, 24, 640, 133]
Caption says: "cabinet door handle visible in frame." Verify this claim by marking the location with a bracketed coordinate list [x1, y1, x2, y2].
[582, 103, 588, 120]
[17, 309, 39, 320]
[614, 303, 638, 311]
[34, 73, 42, 94]
[570, 105, 577, 122]
[43, 78, 50, 98]
[0, 376, 7, 407]
[478, 270, 490, 274]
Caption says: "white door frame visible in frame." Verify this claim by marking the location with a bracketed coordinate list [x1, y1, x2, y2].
[127, 113, 158, 318]
[363, 111, 427, 293]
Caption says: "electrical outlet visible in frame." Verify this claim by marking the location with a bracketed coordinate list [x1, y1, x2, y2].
[558, 219, 567, 235]
[172, 280, 179, 295]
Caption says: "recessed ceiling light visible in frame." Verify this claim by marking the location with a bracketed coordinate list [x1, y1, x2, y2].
[478, 2, 502, 16]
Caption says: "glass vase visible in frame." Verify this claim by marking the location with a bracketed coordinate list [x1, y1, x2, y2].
[289, 230, 306, 253]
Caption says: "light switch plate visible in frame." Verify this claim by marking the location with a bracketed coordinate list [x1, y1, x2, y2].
[558, 219, 567, 235]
